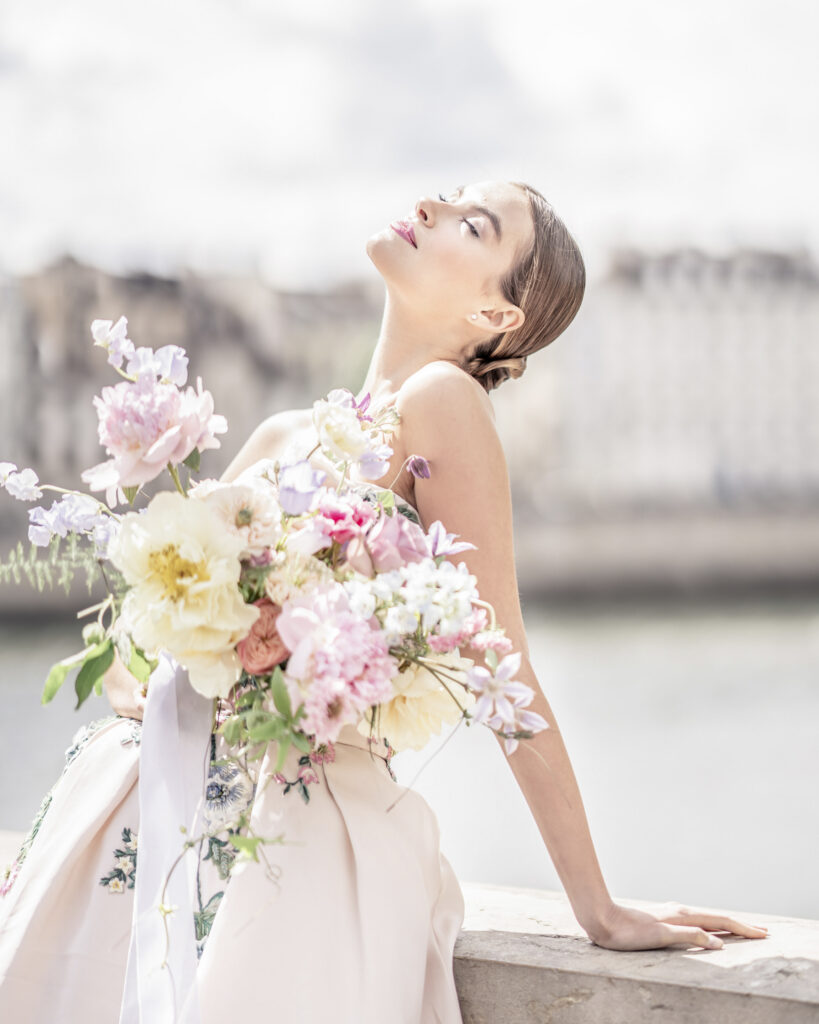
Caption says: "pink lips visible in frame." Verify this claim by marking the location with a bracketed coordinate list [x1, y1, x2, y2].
[390, 219, 416, 248]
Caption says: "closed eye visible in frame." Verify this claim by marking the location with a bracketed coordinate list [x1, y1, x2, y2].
[438, 192, 479, 238]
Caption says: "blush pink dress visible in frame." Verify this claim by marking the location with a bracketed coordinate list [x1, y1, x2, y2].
[0, 485, 465, 1024]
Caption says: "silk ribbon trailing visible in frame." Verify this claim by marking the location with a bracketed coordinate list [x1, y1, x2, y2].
[119, 654, 213, 1024]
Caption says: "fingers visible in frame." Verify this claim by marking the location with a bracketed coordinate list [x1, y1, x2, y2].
[658, 923, 724, 950]
[665, 909, 769, 940]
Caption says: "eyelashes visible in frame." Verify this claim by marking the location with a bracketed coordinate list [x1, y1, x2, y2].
[437, 192, 479, 238]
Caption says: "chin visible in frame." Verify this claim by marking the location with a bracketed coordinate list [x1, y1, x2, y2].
[365, 231, 397, 282]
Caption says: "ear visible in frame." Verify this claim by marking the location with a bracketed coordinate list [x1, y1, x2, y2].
[471, 304, 525, 334]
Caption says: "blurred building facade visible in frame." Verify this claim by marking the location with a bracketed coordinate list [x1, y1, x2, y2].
[1, 249, 818, 600]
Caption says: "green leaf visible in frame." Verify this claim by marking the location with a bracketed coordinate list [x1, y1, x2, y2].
[123, 485, 139, 505]
[41, 648, 89, 705]
[290, 731, 313, 754]
[74, 639, 115, 709]
[128, 648, 153, 684]
[376, 489, 395, 512]
[219, 716, 243, 746]
[246, 716, 284, 744]
[183, 447, 201, 473]
[273, 736, 291, 774]
[270, 667, 292, 718]
[228, 834, 263, 861]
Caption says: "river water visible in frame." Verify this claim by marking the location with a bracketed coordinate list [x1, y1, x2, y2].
[1, 596, 817, 920]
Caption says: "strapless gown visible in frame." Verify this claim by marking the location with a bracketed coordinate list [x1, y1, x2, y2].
[0, 476, 465, 1023]
[0, 711, 465, 1023]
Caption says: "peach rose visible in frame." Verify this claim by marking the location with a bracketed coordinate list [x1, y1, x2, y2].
[236, 599, 289, 675]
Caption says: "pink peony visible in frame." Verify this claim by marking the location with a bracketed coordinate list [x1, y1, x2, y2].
[235, 599, 289, 675]
[82, 375, 226, 494]
[345, 509, 429, 577]
[276, 584, 397, 744]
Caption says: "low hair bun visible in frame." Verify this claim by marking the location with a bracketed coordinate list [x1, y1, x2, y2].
[464, 353, 528, 392]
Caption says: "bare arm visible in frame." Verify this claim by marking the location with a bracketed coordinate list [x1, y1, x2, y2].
[398, 362, 767, 951]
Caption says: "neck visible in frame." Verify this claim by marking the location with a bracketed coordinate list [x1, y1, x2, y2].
[357, 291, 468, 404]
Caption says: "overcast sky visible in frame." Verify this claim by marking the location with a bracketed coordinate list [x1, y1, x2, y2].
[1, 0, 816, 286]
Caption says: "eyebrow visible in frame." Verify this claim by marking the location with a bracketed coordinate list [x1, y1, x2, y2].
[453, 184, 502, 241]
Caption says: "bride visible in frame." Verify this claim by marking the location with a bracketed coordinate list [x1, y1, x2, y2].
[0, 180, 767, 1022]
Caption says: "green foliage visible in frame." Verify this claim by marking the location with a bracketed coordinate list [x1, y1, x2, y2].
[41, 637, 114, 707]
[182, 447, 201, 473]
[227, 833, 264, 861]
[74, 638, 115, 708]
[270, 666, 291, 718]
[127, 647, 155, 684]
[0, 534, 103, 595]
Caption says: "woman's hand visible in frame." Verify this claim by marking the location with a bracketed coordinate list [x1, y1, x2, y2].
[587, 900, 769, 951]
[102, 651, 145, 721]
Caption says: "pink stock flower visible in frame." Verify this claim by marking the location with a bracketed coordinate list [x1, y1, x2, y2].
[344, 509, 429, 577]
[427, 607, 488, 653]
[469, 628, 514, 655]
[82, 375, 226, 494]
[235, 599, 289, 676]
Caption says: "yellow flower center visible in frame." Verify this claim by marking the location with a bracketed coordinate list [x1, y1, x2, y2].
[235, 506, 253, 527]
[147, 544, 210, 601]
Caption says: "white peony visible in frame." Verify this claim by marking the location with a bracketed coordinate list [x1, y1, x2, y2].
[358, 654, 476, 752]
[109, 491, 260, 699]
[189, 478, 282, 557]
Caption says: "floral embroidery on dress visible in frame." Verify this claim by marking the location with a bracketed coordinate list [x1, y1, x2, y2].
[99, 827, 138, 892]
[203, 758, 255, 833]
[2, 716, 126, 897]
[273, 754, 320, 803]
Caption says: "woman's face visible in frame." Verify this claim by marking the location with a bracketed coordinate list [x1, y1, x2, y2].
[367, 180, 535, 322]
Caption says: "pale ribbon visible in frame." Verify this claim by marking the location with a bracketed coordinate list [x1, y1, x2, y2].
[119, 654, 213, 1024]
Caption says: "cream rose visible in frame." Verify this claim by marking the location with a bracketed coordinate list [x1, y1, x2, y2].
[358, 653, 476, 751]
[109, 491, 260, 698]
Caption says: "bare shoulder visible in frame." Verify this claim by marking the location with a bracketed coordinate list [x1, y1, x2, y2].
[396, 360, 496, 435]
[395, 361, 510, 515]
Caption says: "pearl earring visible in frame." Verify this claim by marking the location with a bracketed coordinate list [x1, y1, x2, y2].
[470, 313, 478, 320]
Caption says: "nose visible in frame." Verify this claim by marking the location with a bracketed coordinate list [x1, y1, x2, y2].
[414, 195, 438, 225]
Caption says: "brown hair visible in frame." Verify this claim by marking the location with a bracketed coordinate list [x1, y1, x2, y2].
[461, 182, 586, 392]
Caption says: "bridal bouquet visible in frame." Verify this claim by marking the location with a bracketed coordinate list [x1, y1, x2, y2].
[0, 316, 548, 790]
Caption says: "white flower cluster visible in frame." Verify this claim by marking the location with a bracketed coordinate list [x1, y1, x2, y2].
[345, 557, 479, 646]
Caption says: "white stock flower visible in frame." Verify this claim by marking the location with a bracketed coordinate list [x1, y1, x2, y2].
[109, 491, 259, 699]
[358, 654, 475, 752]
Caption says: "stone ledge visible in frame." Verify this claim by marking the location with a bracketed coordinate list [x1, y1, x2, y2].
[455, 883, 819, 1024]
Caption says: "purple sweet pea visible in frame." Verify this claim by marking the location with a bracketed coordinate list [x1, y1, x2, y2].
[91, 317, 135, 369]
[425, 520, 477, 558]
[407, 454, 431, 479]
[4, 468, 42, 502]
[357, 442, 393, 481]
[278, 460, 327, 516]
[154, 345, 189, 386]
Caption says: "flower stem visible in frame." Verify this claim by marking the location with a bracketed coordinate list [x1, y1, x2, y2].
[167, 464, 187, 496]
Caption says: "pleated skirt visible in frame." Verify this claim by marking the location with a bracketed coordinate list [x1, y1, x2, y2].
[0, 715, 465, 1024]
